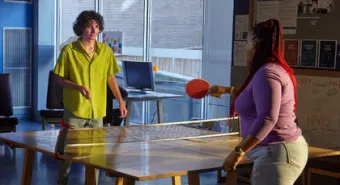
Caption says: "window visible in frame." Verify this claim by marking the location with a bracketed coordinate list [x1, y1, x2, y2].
[148, 0, 204, 122]
[101, 0, 145, 124]
[150, 0, 203, 79]
[59, 0, 95, 48]
[101, 0, 144, 60]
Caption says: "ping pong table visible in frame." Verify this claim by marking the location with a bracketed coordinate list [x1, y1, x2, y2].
[0, 122, 339, 185]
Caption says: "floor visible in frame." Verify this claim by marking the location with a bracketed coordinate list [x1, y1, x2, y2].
[0, 120, 248, 185]
[0, 120, 337, 185]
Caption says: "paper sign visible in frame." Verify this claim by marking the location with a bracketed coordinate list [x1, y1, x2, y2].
[233, 41, 248, 66]
[257, 0, 298, 34]
[102, 31, 123, 55]
[235, 15, 249, 41]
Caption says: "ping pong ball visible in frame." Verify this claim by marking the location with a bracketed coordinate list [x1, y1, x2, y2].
[153, 66, 159, 72]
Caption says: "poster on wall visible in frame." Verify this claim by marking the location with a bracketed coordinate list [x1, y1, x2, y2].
[300, 40, 318, 67]
[233, 41, 248, 66]
[283, 39, 300, 66]
[318, 40, 337, 69]
[256, 0, 298, 34]
[297, 0, 334, 18]
[336, 45, 340, 70]
[102, 31, 123, 55]
[235, 15, 249, 41]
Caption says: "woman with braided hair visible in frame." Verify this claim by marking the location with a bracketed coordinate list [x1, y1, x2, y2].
[209, 19, 308, 185]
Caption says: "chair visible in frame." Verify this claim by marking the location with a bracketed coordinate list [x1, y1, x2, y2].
[104, 85, 128, 126]
[39, 71, 64, 130]
[0, 73, 18, 132]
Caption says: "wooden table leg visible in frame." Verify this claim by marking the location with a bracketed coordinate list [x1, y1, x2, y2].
[172, 176, 181, 185]
[85, 166, 96, 185]
[115, 177, 124, 185]
[188, 173, 200, 185]
[124, 178, 136, 185]
[21, 148, 35, 185]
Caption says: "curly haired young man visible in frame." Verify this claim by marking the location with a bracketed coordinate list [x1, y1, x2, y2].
[53, 10, 127, 185]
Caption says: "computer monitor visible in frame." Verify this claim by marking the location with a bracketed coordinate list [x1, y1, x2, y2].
[122, 60, 155, 92]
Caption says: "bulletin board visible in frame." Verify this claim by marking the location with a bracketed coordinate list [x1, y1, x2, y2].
[101, 31, 123, 55]
[252, 0, 339, 72]
[231, 0, 340, 150]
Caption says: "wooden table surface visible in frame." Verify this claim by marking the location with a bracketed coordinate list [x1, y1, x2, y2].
[0, 125, 339, 184]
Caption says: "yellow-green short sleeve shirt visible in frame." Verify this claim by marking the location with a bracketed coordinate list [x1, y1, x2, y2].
[53, 38, 120, 119]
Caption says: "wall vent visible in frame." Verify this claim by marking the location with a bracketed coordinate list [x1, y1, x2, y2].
[3, 28, 32, 108]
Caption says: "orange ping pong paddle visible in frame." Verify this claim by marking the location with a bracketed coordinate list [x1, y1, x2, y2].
[185, 78, 210, 99]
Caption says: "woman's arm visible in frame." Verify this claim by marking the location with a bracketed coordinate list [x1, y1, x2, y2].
[223, 86, 240, 96]
[209, 86, 240, 97]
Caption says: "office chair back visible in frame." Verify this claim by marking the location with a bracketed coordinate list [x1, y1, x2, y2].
[46, 71, 63, 109]
[0, 74, 13, 116]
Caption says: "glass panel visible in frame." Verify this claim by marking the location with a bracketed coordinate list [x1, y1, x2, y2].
[149, 0, 204, 123]
[207, 95, 231, 132]
[102, 0, 145, 124]
[60, 0, 95, 44]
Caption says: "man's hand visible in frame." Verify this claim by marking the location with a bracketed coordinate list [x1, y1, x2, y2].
[78, 86, 91, 99]
[107, 75, 128, 118]
[119, 103, 127, 118]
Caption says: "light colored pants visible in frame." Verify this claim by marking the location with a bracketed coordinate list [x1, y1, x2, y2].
[246, 136, 308, 185]
[55, 109, 103, 185]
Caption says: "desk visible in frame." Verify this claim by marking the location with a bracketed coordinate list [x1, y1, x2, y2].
[0, 124, 339, 185]
[108, 91, 183, 126]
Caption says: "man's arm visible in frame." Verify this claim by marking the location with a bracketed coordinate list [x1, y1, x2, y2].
[53, 46, 84, 94]
[55, 75, 80, 90]
[107, 75, 124, 105]
[54, 74, 91, 99]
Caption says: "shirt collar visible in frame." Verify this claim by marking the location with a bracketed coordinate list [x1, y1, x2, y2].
[73, 37, 101, 54]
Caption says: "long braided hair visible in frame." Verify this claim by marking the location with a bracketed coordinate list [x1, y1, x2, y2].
[229, 19, 298, 120]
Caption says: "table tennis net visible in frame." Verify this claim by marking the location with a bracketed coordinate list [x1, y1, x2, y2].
[64, 117, 240, 146]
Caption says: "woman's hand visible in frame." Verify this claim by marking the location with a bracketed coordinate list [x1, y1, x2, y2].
[222, 151, 244, 172]
[208, 85, 228, 98]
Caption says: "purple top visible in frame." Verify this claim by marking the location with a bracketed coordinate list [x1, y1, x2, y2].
[234, 63, 301, 145]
